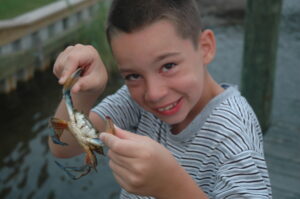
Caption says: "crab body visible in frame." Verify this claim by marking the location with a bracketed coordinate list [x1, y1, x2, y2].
[49, 68, 115, 179]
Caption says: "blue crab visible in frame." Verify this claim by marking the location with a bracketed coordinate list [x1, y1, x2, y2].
[49, 68, 115, 180]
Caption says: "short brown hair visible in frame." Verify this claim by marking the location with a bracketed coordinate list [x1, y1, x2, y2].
[106, 0, 202, 47]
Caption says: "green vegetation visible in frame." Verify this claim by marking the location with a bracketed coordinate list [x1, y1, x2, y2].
[0, 0, 58, 19]
[79, 2, 117, 73]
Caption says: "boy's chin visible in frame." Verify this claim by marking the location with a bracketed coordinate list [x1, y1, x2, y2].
[157, 115, 185, 126]
[147, 108, 187, 125]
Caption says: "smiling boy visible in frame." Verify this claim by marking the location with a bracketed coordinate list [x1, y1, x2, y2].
[49, 0, 272, 198]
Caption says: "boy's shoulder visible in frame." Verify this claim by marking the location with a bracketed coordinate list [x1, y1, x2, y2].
[201, 84, 263, 155]
[211, 84, 257, 124]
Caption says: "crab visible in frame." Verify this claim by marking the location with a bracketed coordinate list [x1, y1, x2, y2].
[49, 68, 115, 180]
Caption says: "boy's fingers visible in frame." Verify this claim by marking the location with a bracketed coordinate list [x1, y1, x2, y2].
[100, 133, 119, 149]
[100, 132, 143, 158]
[114, 126, 144, 141]
[74, 72, 96, 92]
[108, 150, 134, 172]
[59, 61, 79, 84]
[71, 82, 81, 93]
[100, 132, 131, 155]
[58, 49, 86, 84]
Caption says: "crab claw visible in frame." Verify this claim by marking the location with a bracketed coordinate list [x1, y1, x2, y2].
[105, 116, 116, 135]
[49, 117, 69, 146]
[49, 129, 68, 146]
[87, 138, 104, 147]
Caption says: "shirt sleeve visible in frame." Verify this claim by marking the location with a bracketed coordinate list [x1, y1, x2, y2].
[213, 150, 272, 199]
[91, 85, 141, 131]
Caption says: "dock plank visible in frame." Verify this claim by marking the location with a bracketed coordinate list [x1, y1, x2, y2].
[265, 153, 300, 179]
[264, 121, 300, 198]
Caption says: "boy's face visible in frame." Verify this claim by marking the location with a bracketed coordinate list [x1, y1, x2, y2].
[111, 20, 216, 131]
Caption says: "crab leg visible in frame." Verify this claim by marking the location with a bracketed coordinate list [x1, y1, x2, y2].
[55, 148, 97, 180]
[49, 117, 69, 146]
[63, 68, 83, 122]
[55, 161, 92, 180]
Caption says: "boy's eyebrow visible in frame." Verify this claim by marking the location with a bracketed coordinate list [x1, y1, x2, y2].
[119, 52, 181, 73]
[153, 52, 181, 63]
[119, 68, 134, 74]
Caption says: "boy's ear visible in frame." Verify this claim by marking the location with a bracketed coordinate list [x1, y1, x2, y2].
[198, 29, 216, 65]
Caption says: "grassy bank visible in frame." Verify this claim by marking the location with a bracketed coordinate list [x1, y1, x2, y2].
[0, 0, 58, 19]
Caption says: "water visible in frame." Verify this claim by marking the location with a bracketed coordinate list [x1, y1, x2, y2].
[0, 71, 122, 199]
[0, 1, 299, 198]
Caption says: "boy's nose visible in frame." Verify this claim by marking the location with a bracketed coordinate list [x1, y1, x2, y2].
[144, 78, 167, 103]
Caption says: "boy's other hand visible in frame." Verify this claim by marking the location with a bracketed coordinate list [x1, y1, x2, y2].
[100, 126, 182, 198]
[53, 44, 108, 94]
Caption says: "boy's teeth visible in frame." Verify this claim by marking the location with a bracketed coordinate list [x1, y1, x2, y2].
[158, 102, 177, 111]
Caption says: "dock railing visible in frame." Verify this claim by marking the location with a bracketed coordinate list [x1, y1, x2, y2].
[0, 0, 101, 93]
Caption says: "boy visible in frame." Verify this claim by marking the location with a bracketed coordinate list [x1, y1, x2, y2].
[49, 0, 272, 198]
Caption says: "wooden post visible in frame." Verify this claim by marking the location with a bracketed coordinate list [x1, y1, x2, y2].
[241, 0, 282, 132]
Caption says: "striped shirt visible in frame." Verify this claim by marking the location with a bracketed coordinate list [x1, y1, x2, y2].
[92, 84, 272, 198]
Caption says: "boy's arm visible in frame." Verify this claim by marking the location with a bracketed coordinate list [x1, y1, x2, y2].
[214, 151, 271, 198]
[48, 44, 108, 158]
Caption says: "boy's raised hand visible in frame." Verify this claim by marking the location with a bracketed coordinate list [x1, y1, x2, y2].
[100, 127, 205, 199]
[53, 44, 108, 94]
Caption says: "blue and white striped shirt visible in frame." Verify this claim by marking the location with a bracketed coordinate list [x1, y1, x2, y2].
[92, 84, 272, 198]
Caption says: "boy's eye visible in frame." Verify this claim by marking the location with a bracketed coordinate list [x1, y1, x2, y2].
[161, 63, 176, 72]
[124, 74, 141, 81]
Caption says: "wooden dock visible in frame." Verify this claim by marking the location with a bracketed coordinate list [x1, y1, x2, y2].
[264, 122, 300, 198]
[262, 10, 300, 195]
[0, 0, 100, 93]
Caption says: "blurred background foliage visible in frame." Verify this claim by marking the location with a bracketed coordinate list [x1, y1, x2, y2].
[78, 1, 117, 74]
[0, 0, 59, 19]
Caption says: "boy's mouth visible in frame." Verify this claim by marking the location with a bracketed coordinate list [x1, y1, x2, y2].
[155, 98, 183, 115]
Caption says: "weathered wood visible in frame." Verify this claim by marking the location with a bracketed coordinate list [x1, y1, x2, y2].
[265, 153, 300, 179]
[0, 49, 36, 78]
[269, 172, 300, 196]
[264, 119, 300, 198]
[241, 0, 282, 132]
[0, 23, 84, 93]
[0, 0, 99, 46]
